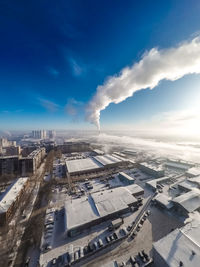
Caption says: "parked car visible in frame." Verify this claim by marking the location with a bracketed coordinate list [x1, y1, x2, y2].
[98, 238, 103, 247]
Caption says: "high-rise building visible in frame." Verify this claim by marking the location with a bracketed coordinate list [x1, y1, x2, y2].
[32, 130, 47, 139]
[48, 130, 56, 139]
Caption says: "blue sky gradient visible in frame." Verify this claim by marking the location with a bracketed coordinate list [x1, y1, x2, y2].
[1, 0, 200, 130]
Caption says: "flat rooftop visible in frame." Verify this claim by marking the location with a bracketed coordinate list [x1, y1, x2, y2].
[94, 154, 125, 166]
[186, 167, 200, 177]
[165, 160, 194, 170]
[172, 189, 200, 213]
[154, 194, 173, 209]
[66, 157, 103, 174]
[153, 220, 200, 267]
[140, 162, 164, 172]
[146, 176, 171, 190]
[65, 185, 141, 231]
[0, 177, 28, 214]
[119, 172, 135, 181]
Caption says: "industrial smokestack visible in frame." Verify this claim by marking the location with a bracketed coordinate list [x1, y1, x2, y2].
[86, 36, 200, 129]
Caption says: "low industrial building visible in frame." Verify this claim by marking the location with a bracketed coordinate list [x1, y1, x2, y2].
[66, 157, 103, 177]
[118, 172, 135, 185]
[165, 160, 194, 171]
[64, 184, 144, 236]
[94, 154, 128, 168]
[172, 189, 200, 216]
[153, 220, 200, 267]
[66, 154, 129, 177]
[186, 167, 200, 177]
[139, 162, 164, 178]
[0, 177, 29, 226]
[146, 176, 173, 191]
[154, 194, 173, 210]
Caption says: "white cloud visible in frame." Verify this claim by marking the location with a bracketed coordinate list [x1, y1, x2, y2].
[86, 36, 200, 130]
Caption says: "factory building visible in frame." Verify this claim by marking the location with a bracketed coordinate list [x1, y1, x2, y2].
[146, 176, 174, 191]
[165, 160, 194, 171]
[64, 184, 144, 237]
[153, 220, 200, 267]
[139, 162, 164, 178]
[172, 189, 200, 217]
[118, 172, 135, 185]
[66, 157, 103, 177]
[66, 154, 129, 177]
[0, 177, 29, 226]
[94, 154, 128, 169]
[186, 167, 200, 178]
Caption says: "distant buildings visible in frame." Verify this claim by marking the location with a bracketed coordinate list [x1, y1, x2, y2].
[32, 130, 47, 139]
[58, 142, 91, 153]
[0, 138, 16, 148]
[153, 220, 200, 267]
[48, 130, 56, 139]
[0, 177, 29, 226]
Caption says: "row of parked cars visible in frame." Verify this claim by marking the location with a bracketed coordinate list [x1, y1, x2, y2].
[131, 210, 150, 239]
[42, 209, 55, 252]
[129, 250, 152, 266]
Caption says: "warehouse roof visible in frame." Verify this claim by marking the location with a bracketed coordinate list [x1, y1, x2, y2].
[154, 194, 173, 209]
[186, 167, 200, 177]
[172, 189, 200, 213]
[153, 220, 200, 267]
[94, 154, 124, 166]
[146, 176, 171, 190]
[65, 185, 138, 231]
[165, 160, 193, 170]
[188, 176, 200, 187]
[0, 177, 28, 214]
[140, 162, 164, 171]
[119, 172, 135, 182]
[66, 157, 103, 174]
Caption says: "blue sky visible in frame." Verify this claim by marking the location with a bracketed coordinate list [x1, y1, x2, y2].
[1, 0, 200, 131]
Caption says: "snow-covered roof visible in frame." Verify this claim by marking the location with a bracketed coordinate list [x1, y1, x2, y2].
[172, 189, 200, 213]
[65, 185, 139, 231]
[165, 160, 193, 170]
[186, 167, 200, 177]
[153, 220, 200, 267]
[94, 154, 124, 166]
[66, 157, 103, 174]
[146, 176, 171, 189]
[119, 172, 135, 181]
[0, 177, 28, 214]
[154, 193, 173, 209]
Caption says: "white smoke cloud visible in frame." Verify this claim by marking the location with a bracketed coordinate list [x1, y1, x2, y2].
[86, 36, 200, 130]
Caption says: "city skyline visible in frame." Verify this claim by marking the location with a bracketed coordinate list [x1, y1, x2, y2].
[1, 1, 200, 137]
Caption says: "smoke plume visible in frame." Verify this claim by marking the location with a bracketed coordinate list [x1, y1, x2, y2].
[86, 36, 200, 130]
